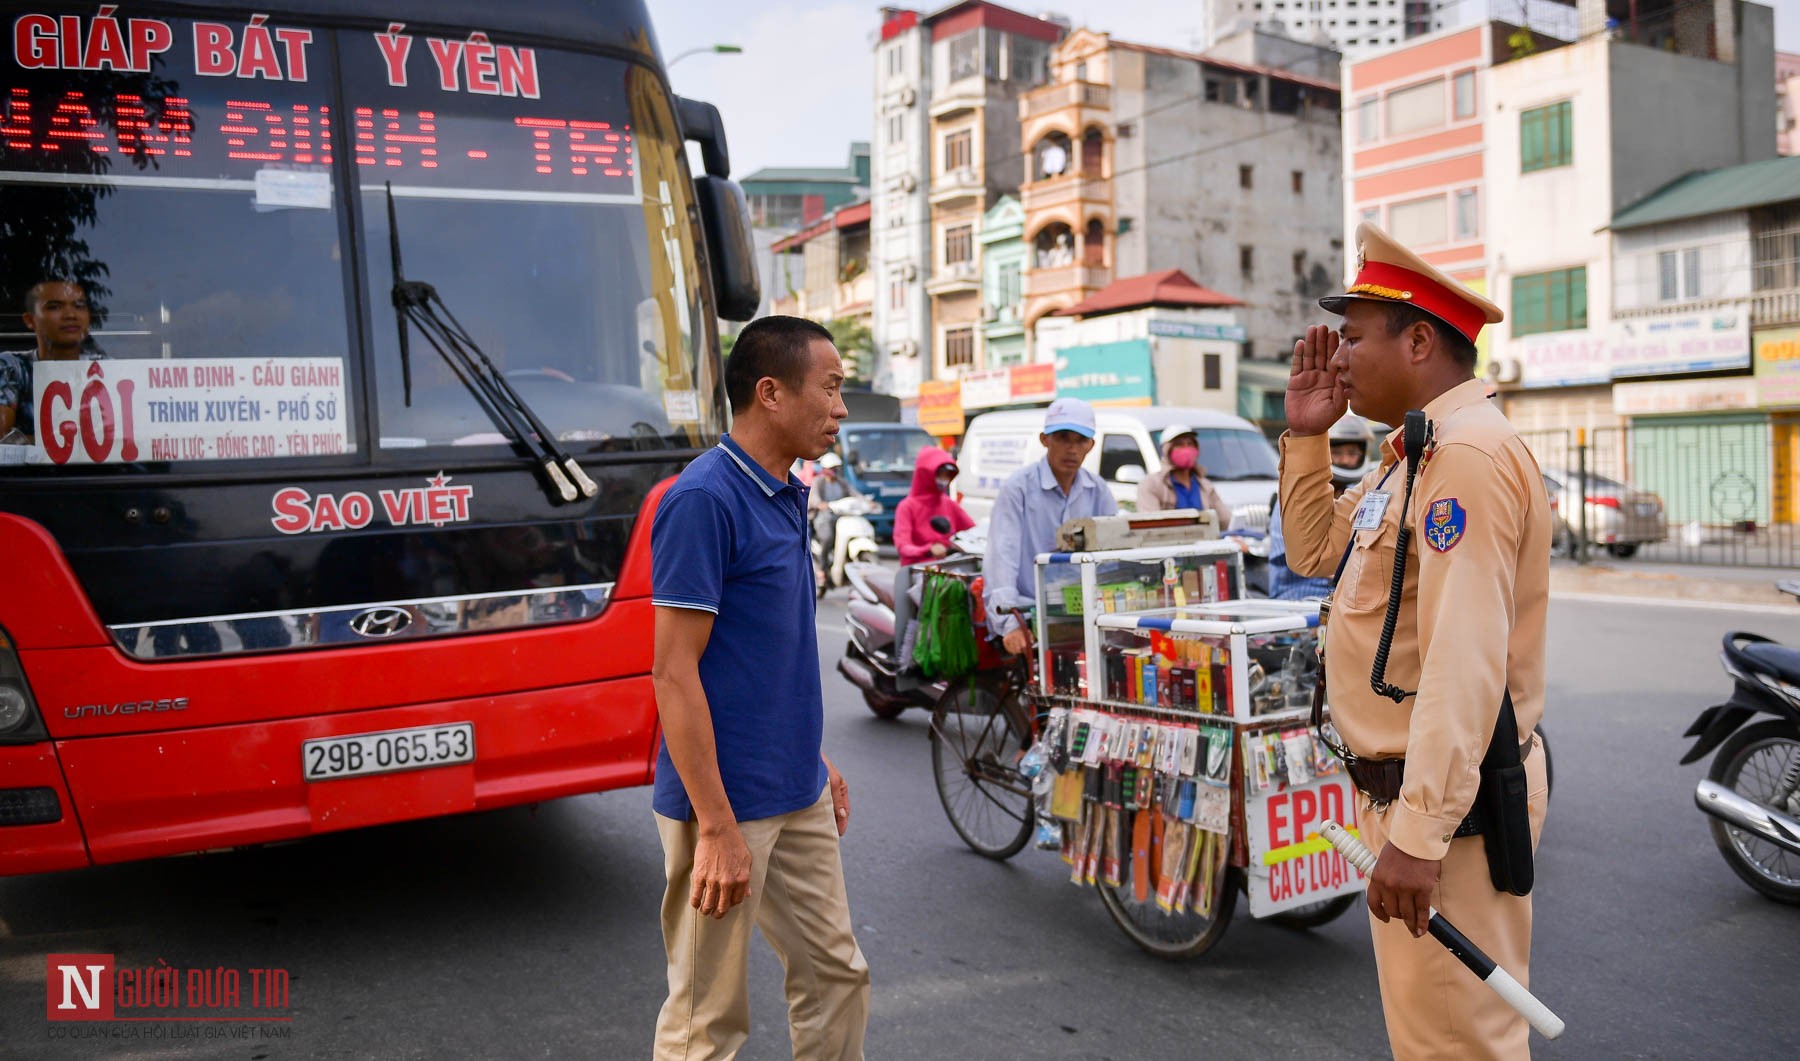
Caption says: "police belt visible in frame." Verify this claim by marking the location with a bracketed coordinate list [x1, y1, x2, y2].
[1343, 735, 1536, 839]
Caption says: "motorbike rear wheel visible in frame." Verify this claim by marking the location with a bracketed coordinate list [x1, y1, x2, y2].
[1706, 719, 1800, 905]
[861, 688, 907, 720]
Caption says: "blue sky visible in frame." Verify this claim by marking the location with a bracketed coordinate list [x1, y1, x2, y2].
[653, 0, 1800, 181]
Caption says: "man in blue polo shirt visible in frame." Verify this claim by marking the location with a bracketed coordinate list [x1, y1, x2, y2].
[649, 315, 868, 1060]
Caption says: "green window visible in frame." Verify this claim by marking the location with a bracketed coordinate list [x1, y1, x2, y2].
[1521, 100, 1572, 172]
[1511, 267, 1587, 336]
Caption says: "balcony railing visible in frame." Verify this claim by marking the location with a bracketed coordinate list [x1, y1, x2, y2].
[1752, 288, 1800, 328]
[929, 166, 983, 204]
[1022, 264, 1110, 298]
[836, 272, 875, 312]
[1021, 80, 1111, 120]
[1020, 173, 1110, 214]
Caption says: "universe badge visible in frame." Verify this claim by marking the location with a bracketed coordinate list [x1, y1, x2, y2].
[1424, 498, 1466, 553]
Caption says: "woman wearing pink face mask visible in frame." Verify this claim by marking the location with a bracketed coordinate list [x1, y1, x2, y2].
[1134, 424, 1232, 529]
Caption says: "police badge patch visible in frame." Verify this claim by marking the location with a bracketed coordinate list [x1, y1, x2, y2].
[1424, 497, 1466, 553]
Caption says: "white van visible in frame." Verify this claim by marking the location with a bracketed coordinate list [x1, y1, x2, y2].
[955, 407, 1279, 529]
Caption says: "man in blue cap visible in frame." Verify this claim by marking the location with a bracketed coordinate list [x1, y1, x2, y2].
[983, 397, 1118, 654]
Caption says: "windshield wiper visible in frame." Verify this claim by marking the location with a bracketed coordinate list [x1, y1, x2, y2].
[384, 183, 597, 505]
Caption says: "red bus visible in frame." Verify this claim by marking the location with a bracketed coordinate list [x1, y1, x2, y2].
[0, 0, 759, 874]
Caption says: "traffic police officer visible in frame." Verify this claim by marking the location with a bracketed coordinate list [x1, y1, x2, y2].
[1279, 223, 1552, 1059]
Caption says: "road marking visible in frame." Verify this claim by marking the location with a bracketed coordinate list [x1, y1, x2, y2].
[1552, 591, 1800, 616]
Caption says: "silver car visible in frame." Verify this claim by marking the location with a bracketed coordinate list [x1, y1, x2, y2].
[1542, 470, 1667, 559]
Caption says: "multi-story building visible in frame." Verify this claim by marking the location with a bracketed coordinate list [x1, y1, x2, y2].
[978, 195, 1029, 364]
[740, 143, 871, 230]
[1778, 50, 1800, 156]
[1015, 28, 1343, 368]
[1483, 0, 1776, 432]
[1204, 0, 1578, 59]
[740, 144, 870, 322]
[1342, 20, 1566, 374]
[1601, 155, 1800, 528]
[769, 201, 874, 366]
[871, 3, 1064, 398]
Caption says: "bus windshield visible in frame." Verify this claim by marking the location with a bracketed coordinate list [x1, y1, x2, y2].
[0, 9, 718, 472]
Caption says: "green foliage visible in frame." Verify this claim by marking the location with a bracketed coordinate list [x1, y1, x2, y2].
[822, 317, 874, 384]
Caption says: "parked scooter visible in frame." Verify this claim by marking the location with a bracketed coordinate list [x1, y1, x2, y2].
[813, 495, 881, 596]
[1681, 603, 1800, 903]
[838, 520, 980, 718]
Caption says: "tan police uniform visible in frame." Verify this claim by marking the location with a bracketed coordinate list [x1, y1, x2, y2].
[1278, 223, 1553, 1060]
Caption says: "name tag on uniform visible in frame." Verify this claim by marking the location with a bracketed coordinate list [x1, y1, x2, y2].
[1352, 490, 1391, 531]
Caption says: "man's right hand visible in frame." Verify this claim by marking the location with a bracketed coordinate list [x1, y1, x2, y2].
[691, 821, 753, 919]
[928, 542, 948, 558]
[1002, 626, 1031, 656]
[1286, 324, 1347, 435]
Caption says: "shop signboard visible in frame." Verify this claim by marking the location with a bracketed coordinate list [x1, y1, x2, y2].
[1512, 331, 1610, 388]
[1010, 362, 1056, 402]
[1755, 327, 1800, 409]
[916, 379, 964, 437]
[1612, 376, 1758, 416]
[1147, 319, 1248, 343]
[1054, 340, 1154, 405]
[1610, 307, 1750, 379]
[959, 368, 1011, 409]
[1245, 772, 1367, 917]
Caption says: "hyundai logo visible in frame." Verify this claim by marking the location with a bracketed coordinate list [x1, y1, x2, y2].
[348, 607, 413, 638]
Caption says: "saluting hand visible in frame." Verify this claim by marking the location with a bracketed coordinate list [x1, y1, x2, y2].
[1286, 324, 1347, 436]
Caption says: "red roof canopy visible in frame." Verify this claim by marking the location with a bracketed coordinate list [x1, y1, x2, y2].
[1055, 269, 1243, 317]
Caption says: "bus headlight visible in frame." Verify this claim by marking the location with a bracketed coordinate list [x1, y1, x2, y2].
[0, 684, 28, 733]
[0, 628, 47, 744]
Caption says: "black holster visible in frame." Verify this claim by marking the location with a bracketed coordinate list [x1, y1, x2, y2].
[1477, 690, 1534, 896]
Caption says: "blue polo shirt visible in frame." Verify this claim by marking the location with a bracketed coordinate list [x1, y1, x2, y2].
[651, 434, 828, 822]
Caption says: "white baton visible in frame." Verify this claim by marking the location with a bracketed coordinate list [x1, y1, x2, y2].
[1319, 820, 1565, 1041]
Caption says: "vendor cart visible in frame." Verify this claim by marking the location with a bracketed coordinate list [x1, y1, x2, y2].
[924, 531, 1368, 960]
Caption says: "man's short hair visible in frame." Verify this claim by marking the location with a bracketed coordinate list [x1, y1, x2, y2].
[25, 279, 86, 314]
[725, 315, 835, 413]
[1381, 303, 1477, 369]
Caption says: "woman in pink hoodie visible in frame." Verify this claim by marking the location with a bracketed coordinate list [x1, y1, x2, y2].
[894, 445, 975, 565]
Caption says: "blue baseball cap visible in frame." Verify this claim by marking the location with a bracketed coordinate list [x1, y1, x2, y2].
[1043, 397, 1097, 439]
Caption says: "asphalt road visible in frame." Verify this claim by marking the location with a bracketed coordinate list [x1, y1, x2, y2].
[4, 590, 1800, 1059]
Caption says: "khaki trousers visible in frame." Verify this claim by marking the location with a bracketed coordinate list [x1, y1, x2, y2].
[653, 789, 870, 1061]
[1361, 747, 1550, 1060]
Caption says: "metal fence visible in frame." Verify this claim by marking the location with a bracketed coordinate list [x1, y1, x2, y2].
[1519, 420, 1799, 568]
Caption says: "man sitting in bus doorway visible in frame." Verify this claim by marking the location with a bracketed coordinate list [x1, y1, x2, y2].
[649, 314, 869, 1061]
[0, 279, 105, 444]
[984, 397, 1119, 656]
[1133, 424, 1234, 530]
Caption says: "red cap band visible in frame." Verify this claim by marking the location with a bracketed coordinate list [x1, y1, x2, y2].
[1350, 261, 1487, 344]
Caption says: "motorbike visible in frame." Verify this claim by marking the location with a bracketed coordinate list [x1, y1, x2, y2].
[1680, 597, 1800, 904]
[812, 495, 881, 596]
[837, 519, 980, 719]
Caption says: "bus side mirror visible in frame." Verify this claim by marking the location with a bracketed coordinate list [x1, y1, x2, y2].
[694, 176, 760, 321]
[674, 96, 730, 178]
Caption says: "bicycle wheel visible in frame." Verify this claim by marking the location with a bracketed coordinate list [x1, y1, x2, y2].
[1095, 863, 1239, 960]
[929, 679, 1033, 860]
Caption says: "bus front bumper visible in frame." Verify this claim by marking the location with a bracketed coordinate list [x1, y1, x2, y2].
[2, 674, 657, 875]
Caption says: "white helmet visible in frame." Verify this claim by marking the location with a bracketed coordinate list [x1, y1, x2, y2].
[1327, 414, 1372, 487]
[819, 452, 842, 470]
